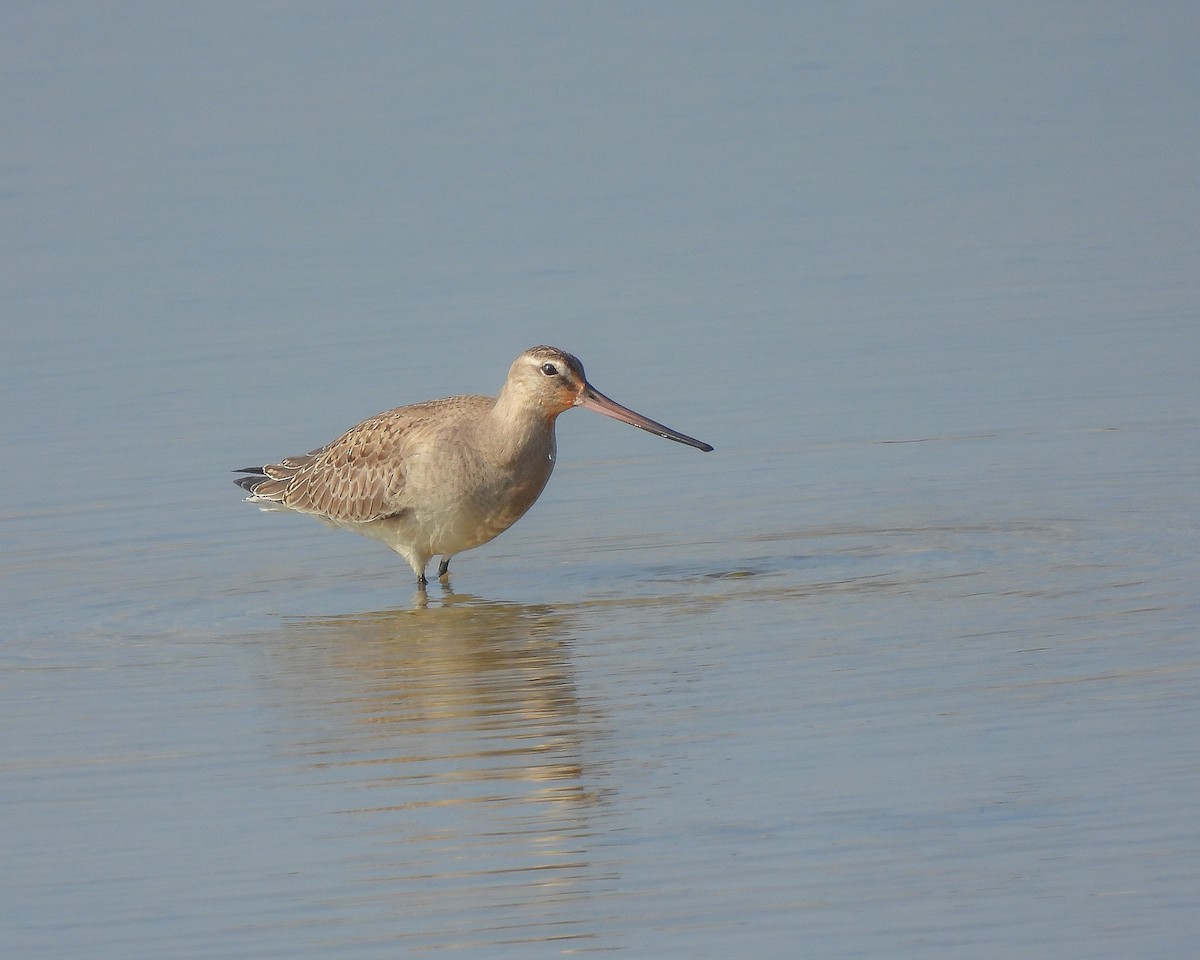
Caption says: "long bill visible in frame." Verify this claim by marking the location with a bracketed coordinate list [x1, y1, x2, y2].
[576, 384, 714, 452]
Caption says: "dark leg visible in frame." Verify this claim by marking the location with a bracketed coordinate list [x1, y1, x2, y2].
[437, 557, 450, 579]
[417, 572, 428, 588]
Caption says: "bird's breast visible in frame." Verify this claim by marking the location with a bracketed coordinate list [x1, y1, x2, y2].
[403, 426, 557, 554]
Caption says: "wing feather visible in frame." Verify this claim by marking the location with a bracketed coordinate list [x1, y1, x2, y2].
[235, 397, 490, 523]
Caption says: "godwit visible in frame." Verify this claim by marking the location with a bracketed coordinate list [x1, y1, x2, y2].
[234, 345, 712, 587]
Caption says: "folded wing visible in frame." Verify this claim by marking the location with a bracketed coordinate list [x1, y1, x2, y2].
[234, 409, 415, 522]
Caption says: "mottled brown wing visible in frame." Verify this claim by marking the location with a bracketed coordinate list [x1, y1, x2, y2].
[247, 407, 419, 522]
[237, 396, 491, 523]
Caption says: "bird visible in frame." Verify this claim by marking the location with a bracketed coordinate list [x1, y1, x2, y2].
[234, 345, 713, 587]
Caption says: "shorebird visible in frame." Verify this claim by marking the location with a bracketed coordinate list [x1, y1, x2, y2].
[234, 345, 713, 587]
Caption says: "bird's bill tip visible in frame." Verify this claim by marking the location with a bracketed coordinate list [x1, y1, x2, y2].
[577, 385, 713, 452]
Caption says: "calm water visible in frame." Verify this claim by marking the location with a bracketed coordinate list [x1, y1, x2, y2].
[3, 4, 1198, 958]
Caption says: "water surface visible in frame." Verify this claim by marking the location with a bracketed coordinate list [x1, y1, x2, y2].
[3, 4, 1198, 958]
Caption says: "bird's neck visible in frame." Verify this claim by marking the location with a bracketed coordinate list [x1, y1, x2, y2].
[484, 390, 558, 468]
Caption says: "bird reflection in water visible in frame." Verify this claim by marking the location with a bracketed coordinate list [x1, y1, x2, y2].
[262, 596, 612, 949]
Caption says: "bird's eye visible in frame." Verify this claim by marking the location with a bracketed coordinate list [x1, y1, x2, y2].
[540, 362, 559, 377]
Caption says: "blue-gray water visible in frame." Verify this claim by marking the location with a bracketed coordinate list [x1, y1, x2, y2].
[3, 3, 1198, 957]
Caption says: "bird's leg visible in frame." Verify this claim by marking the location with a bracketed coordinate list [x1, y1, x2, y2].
[408, 553, 429, 589]
[437, 557, 451, 580]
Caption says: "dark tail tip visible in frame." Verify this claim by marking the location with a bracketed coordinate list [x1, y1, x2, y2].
[233, 467, 266, 493]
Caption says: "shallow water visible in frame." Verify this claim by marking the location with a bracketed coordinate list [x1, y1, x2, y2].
[3, 4, 1199, 958]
